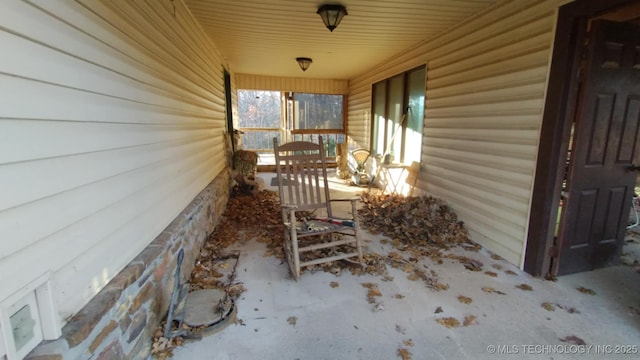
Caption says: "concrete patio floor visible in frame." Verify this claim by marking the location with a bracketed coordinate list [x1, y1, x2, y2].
[171, 173, 640, 360]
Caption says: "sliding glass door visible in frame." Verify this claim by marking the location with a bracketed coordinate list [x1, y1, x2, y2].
[371, 66, 425, 164]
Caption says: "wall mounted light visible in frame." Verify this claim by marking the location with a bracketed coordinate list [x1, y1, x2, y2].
[317, 4, 348, 32]
[296, 57, 313, 71]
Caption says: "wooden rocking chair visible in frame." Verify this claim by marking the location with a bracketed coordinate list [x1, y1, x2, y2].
[273, 136, 364, 279]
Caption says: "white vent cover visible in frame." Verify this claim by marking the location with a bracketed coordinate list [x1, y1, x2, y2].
[0, 273, 59, 360]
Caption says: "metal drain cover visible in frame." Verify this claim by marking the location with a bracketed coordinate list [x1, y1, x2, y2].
[183, 289, 236, 336]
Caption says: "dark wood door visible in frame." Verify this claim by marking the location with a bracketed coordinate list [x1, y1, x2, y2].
[557, 20, 640, 275]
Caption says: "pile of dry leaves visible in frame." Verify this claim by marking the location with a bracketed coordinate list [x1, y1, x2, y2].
[210, 189, 285, 260]
[359, 192, 472, 247]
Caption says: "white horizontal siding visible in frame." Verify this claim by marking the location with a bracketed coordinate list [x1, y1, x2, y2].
[348, 0, 570, 266]
[346, 81, 373, 148]
[0, 0, 228, 322]
[422, 0, 559, 266]
[235, 73, 348, 94]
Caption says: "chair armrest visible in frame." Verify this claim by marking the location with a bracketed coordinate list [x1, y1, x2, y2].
[281, 204, 299, 209]
[329, 197, 360, 203]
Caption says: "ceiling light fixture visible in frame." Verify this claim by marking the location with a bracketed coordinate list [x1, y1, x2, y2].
[296, 57, 313, 71]
[317, 4, 348, 32]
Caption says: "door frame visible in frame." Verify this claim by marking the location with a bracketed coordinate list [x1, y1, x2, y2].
[524, 0, 638, 276]
[224, 69, 235, 153]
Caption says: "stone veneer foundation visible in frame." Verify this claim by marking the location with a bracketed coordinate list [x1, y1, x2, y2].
[25, 169, 230, 360]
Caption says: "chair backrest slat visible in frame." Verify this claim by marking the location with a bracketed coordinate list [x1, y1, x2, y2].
[273, 137, 332, 215]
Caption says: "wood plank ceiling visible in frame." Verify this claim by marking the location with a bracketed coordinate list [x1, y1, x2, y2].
[185, 0, 499, 79]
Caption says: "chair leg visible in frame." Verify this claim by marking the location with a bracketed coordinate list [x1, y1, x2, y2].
[351, 201, 365, 265]
[291, 229, 300, 280]
[283, 229, 294, 275]
[289, 210, 301, 280]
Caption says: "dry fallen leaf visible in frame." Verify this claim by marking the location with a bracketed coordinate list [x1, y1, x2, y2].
[576, 287, 596, 295]
[403, 263, 414, 273]
[555, 303, 580, 314]
[173, 337, 184, 347]
[516, 283, 533, 291]
[458, 256, 483, 271]
[150, 333, 185, 360]
[435, 282, 450, 291]
[287, 316, 297, 326]
[504, 270, 517, 276]
[362, 283, 383, 303]
[227, 283, 246, 297]
[394, 293, 405, 299]
[407, 268, 449, 292]
[484, 271, 498, 277]
[481, 286, 506, 295]
[151, 337, 171, 355]
[434, 306, 443, 314]
[458, 295, 472, 304]
[330, 281, 339, 288]
[463, 315, 477, 326]
[560, 335, 586, 345]
[398, 348, 413, 360]
[403, 339, 414, 347]
[542, 302, 556, 311]
[436, 317, 461, 328]
[490, 254, 504, 261]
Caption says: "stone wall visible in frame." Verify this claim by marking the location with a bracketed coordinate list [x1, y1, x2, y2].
[26, 169, 231, 360]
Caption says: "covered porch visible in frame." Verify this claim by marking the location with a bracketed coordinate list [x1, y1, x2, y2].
[3, 0, 640, 359]
[170, 172, 640, 359]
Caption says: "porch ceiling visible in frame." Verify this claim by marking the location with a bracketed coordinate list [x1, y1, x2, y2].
[185, 0, 498, 79]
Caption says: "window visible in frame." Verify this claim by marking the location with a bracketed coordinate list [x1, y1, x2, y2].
[371, 66, 425, 164]
[288, 93, 345, 158]
[237, 90, 345, 160]
[237, 90, 283, 152]
[290, 93, 344, 131]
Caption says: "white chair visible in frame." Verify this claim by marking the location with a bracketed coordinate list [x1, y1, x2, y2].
[273, 136, 364, 279]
